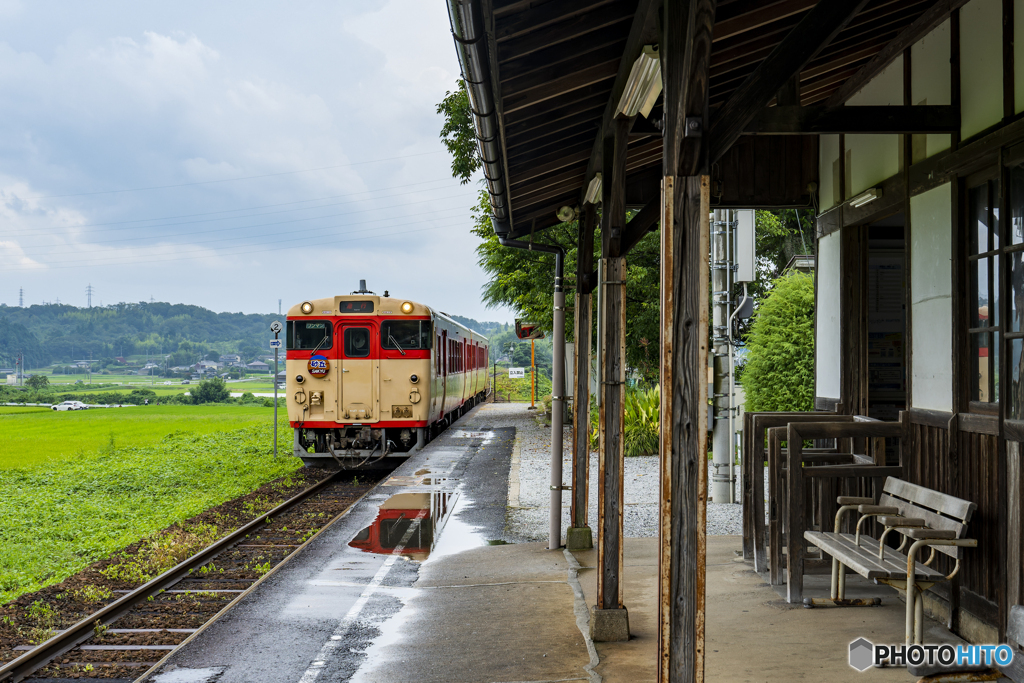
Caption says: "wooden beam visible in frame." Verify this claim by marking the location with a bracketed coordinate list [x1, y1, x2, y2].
[579, 0, 662, 206]
[708, 0, 871, 164]
[501, 43, 625, 99]
[495, 0, 619, 42]
[503, 61, 622, 114]
[620, 197, 660, 255]
[569, 203, 596, 550]
[660, 0, 715, 680]
[713, 0, 816, 42]
[497, 2, 634, 61]
[744, 104, 959, 134]
[825, 0, 972, 107]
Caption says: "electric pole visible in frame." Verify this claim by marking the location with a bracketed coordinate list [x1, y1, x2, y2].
[86, 284, 93, 308]
[19, 288, 23, 307]
[711, 209, 736, 504]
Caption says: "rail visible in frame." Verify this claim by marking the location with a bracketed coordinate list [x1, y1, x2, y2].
[0, 470, 348, 682]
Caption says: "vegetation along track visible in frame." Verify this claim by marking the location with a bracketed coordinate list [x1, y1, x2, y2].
[0, 468, 385, 681]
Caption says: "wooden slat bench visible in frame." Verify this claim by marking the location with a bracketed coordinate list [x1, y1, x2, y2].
[804, 477, 977, 644]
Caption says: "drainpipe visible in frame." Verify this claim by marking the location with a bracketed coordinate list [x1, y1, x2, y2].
[448, 0, 566, 549]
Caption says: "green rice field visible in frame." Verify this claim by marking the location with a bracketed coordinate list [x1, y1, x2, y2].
[0, 405, 301, 602]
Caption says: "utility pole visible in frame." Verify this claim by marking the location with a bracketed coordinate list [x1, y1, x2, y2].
[86, 284, 93, 308]
[711, 209, 736, 504]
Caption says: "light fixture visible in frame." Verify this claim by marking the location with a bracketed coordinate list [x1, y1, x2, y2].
[848, 187, 882, 208]
[401, 301, 414, 314]
[300, 301, 314, 314]
[556, 205, 577, 222]
[584, 173, 603, 205]
[614, 45, 662, 118]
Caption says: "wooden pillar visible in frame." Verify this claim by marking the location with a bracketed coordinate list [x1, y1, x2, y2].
[592, 116, 630, 642]
[659, 0, 715, 681]
[568, 204, 596, 550]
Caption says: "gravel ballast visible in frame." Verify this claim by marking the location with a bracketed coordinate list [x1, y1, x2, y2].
[469, 401, 764, 542]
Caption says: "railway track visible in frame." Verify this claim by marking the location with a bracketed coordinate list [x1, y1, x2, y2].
[0, 469, 387, 682]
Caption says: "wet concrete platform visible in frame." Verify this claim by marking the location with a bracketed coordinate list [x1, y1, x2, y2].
[138, 404, 595, 683]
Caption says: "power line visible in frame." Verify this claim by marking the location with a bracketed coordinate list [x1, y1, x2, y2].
[13, 192, 475, 252]
[1, 219, 470, 271]
[39, 150, 447, 199]
[11, 177, 466, 236]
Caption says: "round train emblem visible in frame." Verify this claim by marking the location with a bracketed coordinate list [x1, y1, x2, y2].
[308, 354, 330, 377]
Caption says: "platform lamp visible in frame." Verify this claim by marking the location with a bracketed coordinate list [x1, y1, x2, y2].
[614, 45, 662, 119]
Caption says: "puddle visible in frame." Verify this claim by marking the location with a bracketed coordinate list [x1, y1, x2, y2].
[450, 429, 495, 443]
[151, 667, 225, 683]
[349, 491, 456, 562]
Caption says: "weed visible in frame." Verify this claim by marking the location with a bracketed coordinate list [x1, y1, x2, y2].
[245, 560, 273, 576]
[69, 584, 112, 604]
[93, 620, 107, 637]
[101, 523, 222, 585]
[27, 601, 58, 629]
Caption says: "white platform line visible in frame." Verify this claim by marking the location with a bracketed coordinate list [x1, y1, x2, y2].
[296, 509, 427, 683]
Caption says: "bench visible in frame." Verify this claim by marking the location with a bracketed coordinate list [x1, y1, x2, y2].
[804, 477, 977, 644]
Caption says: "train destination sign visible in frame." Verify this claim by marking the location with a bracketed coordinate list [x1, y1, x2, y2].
[308, 354, 330, 377]
[509, 367, 525, 378]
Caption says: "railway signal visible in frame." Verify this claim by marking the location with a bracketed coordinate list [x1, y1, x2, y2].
[270, 321, 282, 455]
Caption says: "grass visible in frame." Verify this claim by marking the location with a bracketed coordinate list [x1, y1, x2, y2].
[0, 405, 281, 470]
[0, 410, 300, 603]
[35, 375, 277, 397]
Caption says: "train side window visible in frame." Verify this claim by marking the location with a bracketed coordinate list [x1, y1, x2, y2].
[344, 328, 370, 358]
[288, 320, 332, 350]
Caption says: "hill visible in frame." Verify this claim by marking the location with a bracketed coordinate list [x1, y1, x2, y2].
[0, 302, 280, 369]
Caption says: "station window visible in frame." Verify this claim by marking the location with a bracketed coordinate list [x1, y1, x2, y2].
[967, 177, 1000, 405]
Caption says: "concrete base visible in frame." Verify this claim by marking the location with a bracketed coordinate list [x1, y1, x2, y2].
[590, 607, 630, 642]
[565, 526, 593, 550]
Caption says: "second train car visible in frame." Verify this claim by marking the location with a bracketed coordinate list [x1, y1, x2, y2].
[285, 284, 489, 467]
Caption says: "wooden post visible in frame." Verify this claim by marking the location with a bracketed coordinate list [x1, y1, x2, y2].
[659, 0, 715, 681]
[568, 204, 596, 550]
[592, 116, 630, 642]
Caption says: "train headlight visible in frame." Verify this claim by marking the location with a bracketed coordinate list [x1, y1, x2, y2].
[300, 301, 314, 314]
[401, 301, 413, 314]
[410, 374, 418, 384]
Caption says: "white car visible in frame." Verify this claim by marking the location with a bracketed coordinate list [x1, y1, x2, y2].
[51, 400, 87, 411]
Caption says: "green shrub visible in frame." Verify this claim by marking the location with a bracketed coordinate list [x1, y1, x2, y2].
[588, 385, 660, 457]
[743, 271, 814, 412]
[191, 378, 229, 404]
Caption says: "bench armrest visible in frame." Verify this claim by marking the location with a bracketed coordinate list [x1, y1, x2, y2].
[858, 505, 900, 515]
[837, 496, 874, 506]
[906, 528, 957, 540]
[878, 516, 925, 527]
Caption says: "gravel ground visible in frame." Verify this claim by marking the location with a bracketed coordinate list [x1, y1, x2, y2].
[469, 401, 765, 542]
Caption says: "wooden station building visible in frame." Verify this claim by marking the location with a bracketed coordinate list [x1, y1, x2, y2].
[444, 0, 1024, 680]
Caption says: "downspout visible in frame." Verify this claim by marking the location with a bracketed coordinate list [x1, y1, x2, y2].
[448, 0, 566, 550]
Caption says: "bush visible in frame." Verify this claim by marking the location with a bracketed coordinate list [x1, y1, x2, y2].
[588, 384, 660, 457]
[743, 271, 814, 412]
[191, 378, 230, 404]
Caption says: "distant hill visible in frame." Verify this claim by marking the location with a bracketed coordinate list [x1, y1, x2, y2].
[0, 303, 512, 370]
[0, 302, 280, 369]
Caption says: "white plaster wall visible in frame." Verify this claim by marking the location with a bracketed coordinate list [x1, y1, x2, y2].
[816, 231, 841, 400]
[819, 134, 840, 211]
[846, 56, 902, 195]
[909, 183, 954, 411]
[961, 0, 1003, 139]
[911, 18, 951, 160]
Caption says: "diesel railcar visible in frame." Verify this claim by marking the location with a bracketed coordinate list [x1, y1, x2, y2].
[286, 288, 489, 467]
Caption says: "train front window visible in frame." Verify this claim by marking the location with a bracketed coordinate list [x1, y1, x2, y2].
[344, 328, 371, 358]
[287, 320, 332, 350]
[380, 320, 431, 350]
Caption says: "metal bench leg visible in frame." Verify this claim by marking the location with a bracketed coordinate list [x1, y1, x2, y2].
[838, 560, 847, 599]
[915, 587, 924, 644]
[830, 558, 840, 599]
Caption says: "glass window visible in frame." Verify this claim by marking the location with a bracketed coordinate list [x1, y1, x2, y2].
[967, 179, 1001, 405]
[287, 320, 332, 350]
[381, 320, 431, 351]
[344, 328, 370, 358]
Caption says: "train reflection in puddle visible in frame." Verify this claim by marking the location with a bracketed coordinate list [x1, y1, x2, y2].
[349, 490, 455, 561]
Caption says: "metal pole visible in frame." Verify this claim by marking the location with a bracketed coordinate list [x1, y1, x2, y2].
[531, 339, 536, 409]
[274, 342, 279, 457]
[550, 288, 566, 550]
[595, 259, 603, 410]
[712, 209, 733, 504]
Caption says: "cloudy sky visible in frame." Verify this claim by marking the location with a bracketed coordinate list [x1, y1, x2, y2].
[0, 0, 507, 322]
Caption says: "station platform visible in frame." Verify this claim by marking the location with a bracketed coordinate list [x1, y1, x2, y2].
[138, 403, 974, 683]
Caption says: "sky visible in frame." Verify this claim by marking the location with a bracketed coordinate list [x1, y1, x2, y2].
[0, 0, 508, 322]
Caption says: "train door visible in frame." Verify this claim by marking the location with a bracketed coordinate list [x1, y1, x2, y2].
[337, 323, 377, 422]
